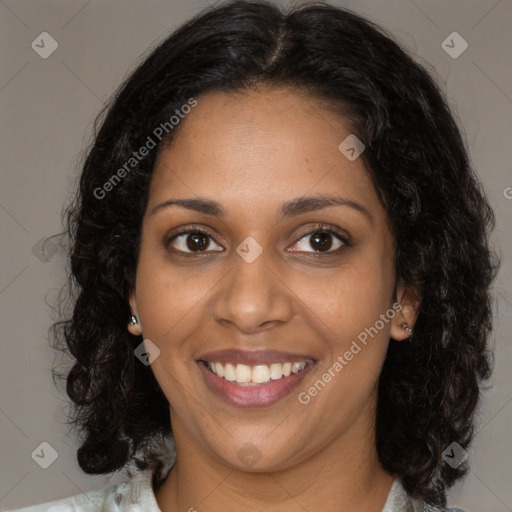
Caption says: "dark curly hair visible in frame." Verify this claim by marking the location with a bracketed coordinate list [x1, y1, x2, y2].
[50, 0, 499, 507]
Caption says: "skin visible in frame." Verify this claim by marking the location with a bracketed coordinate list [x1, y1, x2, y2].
[128, 85, 419, 512]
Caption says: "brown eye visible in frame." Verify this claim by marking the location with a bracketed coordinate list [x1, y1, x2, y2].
[309, 232, 333, 252]
[186, 232, 210, 251]
[167, 230, 223, 254]
[288, 227, 350, 254]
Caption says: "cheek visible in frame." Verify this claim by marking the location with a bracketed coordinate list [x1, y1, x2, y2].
[293, 267, 393, 427]
[290, 256, 395, 347]
[134, 252, 213, 357]
[133, 256, 214, 409]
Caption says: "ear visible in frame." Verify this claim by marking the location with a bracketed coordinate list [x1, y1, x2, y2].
[390, 282, 420, 341]
[127, 287, 142, 336]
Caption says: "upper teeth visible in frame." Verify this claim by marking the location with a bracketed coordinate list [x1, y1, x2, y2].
[206, 361, 308, 385]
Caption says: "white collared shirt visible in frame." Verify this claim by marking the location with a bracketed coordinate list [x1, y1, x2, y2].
[5, 469, 466, 512]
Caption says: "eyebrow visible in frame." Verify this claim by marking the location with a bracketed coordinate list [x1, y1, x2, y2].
[150, 194, 373, 224]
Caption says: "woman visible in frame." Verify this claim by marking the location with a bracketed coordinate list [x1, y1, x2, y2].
[9, 0, 498, 510]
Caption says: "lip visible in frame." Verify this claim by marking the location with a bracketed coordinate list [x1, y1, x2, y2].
[197, 350, 316, 408]
[197, 349, 315, 366]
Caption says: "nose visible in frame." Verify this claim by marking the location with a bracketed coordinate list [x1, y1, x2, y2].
[212, 246, 294, 334]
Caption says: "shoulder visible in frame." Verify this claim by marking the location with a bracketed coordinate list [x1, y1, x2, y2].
[382, 477, 467, 512]
[409, 494, 468, 512]
[4, 469, 160, 512]
[412, 498, 468, 511]
[420, 506, 467, 512]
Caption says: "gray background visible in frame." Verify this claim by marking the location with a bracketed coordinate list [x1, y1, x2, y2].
[1, 0, 511, 510]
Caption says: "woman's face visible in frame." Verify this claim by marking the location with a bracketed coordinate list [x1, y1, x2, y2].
[129, 85, 415, 471]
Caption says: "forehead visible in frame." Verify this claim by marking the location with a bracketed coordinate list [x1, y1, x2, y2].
[148, 86, 385, 225]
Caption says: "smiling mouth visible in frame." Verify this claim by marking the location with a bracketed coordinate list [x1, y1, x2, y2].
[200, 360, 314, 385]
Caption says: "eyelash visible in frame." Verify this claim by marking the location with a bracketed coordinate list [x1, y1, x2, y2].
[164, 223, 352, 257]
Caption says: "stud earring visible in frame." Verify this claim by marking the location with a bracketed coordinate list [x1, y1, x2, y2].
[129, 315, 138, 326]
[401, 322, 413, 338]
